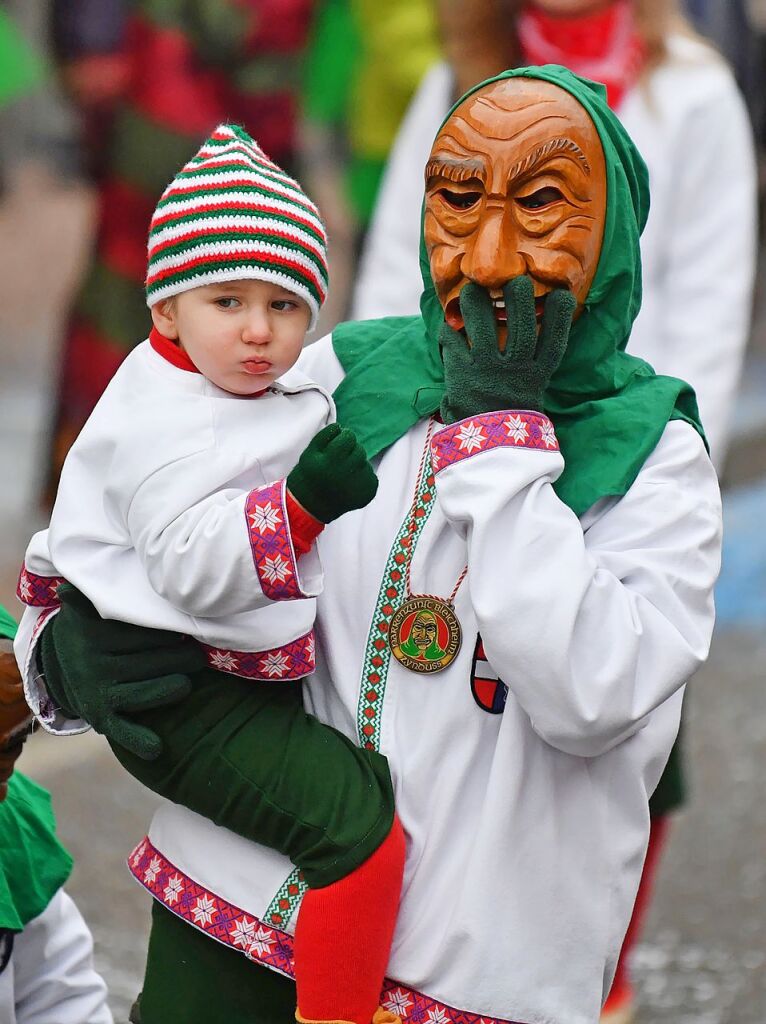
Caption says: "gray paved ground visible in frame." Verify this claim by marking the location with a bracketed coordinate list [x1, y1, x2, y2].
[1, 167, 765, 1023]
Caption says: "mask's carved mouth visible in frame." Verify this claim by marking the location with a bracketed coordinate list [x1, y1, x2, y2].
[444, 294, 510, 330]
[444, 287, 554, 333]
[445, 297, 463, 331]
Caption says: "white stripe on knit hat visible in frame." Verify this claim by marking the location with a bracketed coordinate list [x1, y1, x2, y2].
[147, 239, 329, 286]
[148, 216, 326, 259]
[148, 267, 321, 327]
[187, 147, 299, 186]
[150, 192, 326, 239]
[198, 129, 282, 168]
[161, 169, 317, 214]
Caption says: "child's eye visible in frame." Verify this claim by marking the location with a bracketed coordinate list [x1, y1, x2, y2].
[215, 297, 240, 309]
[271, 300, 297, 311]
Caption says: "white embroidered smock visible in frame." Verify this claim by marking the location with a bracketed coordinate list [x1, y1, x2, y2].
[19, 338, 333, 674]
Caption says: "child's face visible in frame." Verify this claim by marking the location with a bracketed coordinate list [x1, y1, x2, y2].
[152, 280, 311, 395]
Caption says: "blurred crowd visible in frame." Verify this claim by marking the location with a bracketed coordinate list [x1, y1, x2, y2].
[0, 2, 764, 1024]
[1, 0, 766, 475]
[1, 0, 764, 486]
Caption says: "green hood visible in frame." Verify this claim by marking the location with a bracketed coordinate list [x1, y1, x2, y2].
[332, 65, 705, 517]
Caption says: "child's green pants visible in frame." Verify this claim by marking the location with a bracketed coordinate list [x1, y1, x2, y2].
[113, 666, 395, 889]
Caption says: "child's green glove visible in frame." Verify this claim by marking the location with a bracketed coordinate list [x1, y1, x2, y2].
[40, 585, 205, 760]
[440, 277, 576, 423]
[286, 423, 378, 523]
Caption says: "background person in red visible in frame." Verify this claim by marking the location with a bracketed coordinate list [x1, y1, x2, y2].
[46, 0, 315, 499]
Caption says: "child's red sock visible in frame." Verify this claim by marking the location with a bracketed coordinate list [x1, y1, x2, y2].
[294, 815, 406, 1024]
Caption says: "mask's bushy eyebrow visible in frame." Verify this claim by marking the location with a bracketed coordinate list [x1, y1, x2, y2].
[512, 137, 591, 179]
[425, 156, 486, 186]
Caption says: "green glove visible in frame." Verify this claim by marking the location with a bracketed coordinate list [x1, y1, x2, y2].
[286, 423, 378, 524]
[40, 585, 206, 760]
[440, 277, 576, 423]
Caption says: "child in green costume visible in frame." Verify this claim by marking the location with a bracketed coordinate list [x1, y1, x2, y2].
[1, 604, 111, 1023]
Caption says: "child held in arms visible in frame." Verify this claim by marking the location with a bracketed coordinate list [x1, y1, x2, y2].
[19, 124, 405, 1024]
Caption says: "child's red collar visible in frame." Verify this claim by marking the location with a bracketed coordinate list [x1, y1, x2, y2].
[149, 325, 269, 397]
[150, 326, 200, 373]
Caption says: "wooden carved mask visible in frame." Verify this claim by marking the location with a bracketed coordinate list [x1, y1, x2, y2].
[424, 78, 607, 333]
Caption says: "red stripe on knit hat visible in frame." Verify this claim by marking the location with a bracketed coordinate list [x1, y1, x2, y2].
[149, 199, 324, 239]
[148, 223, 326, 264]
[160, 176, 318, 215]
[147, 248, 326, 295]
[197, 139, 282, 174]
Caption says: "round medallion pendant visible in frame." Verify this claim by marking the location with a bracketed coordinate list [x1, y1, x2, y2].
[389, 595, 462, 674]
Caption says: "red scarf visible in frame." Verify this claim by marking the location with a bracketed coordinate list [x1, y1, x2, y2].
[149, 327, 267, 399]
[518, 1, 646, 110]
[150, 326, 200, 373]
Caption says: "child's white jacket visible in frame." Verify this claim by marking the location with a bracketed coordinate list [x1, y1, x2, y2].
[17, 336, 722, 1024]
[19, 339, 333, 678]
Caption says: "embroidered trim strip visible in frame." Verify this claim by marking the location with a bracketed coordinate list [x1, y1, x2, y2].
[200, 631, 315, 681]
[128, 836, 524, 1024]
[269, 428, 441, 927]
[355, 445, 437, 752]
[431, 411, 558, 474]
[262, 868, 307, 929]
[245, 479, 304, 600]
[17, 565, 67, 607]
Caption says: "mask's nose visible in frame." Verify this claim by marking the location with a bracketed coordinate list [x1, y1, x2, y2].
[460, 205, 527, 291]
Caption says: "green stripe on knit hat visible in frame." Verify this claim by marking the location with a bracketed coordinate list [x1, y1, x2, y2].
[152, 230, 326, 270]
[148, 206, 327, 248]
[148, 257, 325, 307]
[146, 124, 328, 329]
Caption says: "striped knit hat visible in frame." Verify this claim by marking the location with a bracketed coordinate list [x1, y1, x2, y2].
[146, 124, 328, 329]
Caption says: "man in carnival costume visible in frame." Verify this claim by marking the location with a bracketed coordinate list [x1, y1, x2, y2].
[16, 67, 721, 1023]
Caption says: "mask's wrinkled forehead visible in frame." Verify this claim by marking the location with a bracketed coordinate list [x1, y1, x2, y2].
[429, 78, 603, 202]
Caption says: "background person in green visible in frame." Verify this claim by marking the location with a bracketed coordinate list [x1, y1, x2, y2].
[0, 605, 111, 1024]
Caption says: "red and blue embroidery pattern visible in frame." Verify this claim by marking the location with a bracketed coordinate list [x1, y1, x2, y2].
[431, 411, 558, 474]
[245, 480, 304, 600]
[201, 630, 315, 681]
[129, 837, 524, 1024]
[16, 565, 66, 607]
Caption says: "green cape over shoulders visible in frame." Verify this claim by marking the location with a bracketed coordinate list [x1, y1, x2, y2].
[0, 608, 72, 931]
[331, 65, 706, 518]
